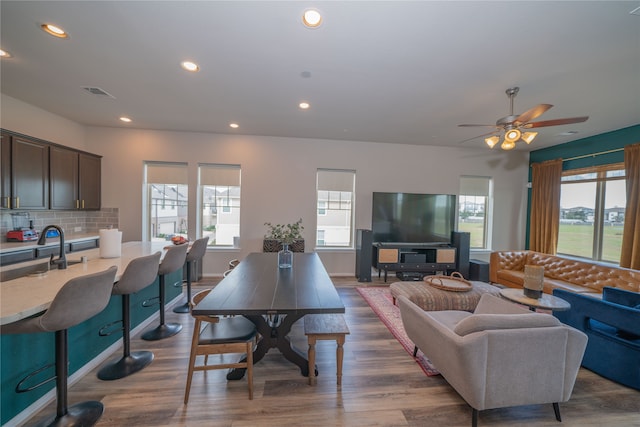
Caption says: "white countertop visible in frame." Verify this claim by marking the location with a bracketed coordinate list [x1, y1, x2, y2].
[0, 241, 170, 325]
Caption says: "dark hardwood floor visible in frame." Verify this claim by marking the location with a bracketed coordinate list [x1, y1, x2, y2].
[25, 277, 640, 426]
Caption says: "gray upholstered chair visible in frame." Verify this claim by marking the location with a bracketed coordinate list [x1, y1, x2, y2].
[141, 243, 189, 341]
[1, 266, 118, 427]
[398, 293, 587, 427]
[97, 251, 162, 380]
[174, 237, 209, 313]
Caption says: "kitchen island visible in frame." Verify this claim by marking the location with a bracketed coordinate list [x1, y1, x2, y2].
[1, 241, 183, 426]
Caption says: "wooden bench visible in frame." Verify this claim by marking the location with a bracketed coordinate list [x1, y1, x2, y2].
[304, 314, 350, 385]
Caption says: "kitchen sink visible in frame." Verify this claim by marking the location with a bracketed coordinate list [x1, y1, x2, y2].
[1, 262, 50, 282]
[1, 259, 84, 281]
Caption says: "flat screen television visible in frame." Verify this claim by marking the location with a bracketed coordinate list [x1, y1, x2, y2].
[372, 192, 456, 244]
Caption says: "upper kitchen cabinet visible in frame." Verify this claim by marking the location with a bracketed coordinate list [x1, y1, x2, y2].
[78, 152, 101, 209]
[0, 132, 49, 210]
[50, 146, 101, 210]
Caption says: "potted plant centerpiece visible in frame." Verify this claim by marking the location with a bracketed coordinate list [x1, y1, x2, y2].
[263, 218, 305, 253]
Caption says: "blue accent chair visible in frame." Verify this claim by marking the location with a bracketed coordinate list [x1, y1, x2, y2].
[553, 287, 640, 390]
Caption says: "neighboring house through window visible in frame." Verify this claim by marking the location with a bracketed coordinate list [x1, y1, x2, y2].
[316, 169, 355, 248]
[199, 164, 241, 246]
[144, 162, 188, 242]
[558, 164, 625, 263]
[458, 176, 492, 250]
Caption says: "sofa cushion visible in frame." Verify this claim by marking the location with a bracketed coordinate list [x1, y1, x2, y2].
[496, 269, 524, 284]
[453, 313, 561, 336]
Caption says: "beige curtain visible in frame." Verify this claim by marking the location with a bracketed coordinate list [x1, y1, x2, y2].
[529, 159, 563, 254]
[620, 143, 640, 269]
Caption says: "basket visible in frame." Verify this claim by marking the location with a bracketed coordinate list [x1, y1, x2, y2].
[424, 272, 472, 292]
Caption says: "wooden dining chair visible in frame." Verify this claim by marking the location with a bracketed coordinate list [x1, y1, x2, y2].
[184, 289, 257, 403]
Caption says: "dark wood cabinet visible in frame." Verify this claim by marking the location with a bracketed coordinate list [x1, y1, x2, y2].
[1, 132, 10, 209]
[50, 147, 101, 210]
[2, 130, 101, 210]
[78, 153, 101, 209]
[0, 132, 49, 210]
[50, 145, 79, 209]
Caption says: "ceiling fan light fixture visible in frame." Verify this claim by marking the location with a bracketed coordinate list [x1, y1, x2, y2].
[521, 131, 538, 144]
[501, 140, 516, 150]
[505, 128, 521, 142]
[485, 135, 499, 148]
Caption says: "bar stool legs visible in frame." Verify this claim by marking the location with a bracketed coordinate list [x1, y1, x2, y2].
[39, 330, 104, 427]
[174, 237, 208, 314]
[140, 243, 188, 341]
[97, 294, 154, 380]
[173, 260, 193, 314]
[141, 273, 182, 340]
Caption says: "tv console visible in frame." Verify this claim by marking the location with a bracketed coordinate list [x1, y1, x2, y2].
[372, 242, 457, 282]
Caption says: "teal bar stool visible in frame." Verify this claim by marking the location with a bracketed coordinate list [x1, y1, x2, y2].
[97, 251, 162, 380]
[141, 243, 188, 340]
[173, 237, 209, 313]
[1, 266, 117, 427]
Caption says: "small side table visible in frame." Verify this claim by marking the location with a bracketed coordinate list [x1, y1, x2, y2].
[499, 288, 571, 312]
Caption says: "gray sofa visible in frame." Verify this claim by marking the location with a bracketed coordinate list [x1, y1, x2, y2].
[398, 293, 587, 427]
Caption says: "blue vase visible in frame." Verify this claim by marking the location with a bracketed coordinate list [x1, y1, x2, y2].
[278, 243, 293, 268]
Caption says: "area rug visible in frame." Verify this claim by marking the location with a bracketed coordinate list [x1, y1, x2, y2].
[356, 287, 439, 376]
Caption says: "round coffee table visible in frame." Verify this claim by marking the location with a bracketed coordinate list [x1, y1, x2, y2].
[499, 288, 571, 312]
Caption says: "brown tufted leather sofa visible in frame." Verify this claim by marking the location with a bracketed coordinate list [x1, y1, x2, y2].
[490, 251, 640, 295]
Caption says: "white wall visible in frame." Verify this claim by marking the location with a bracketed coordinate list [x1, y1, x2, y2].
[1, 94, 86, 150]
[84, 127, 530, 276]
[1, 94, 530, 276]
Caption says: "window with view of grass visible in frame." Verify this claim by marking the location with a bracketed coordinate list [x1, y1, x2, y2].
[144, 162, 188, 242]
[558, 165, 625, 263]
[458, 176, 492, 249]
[316, 169, 355, 248]
[199, 164, 241, 246]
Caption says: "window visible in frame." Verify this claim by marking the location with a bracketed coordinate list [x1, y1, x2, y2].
[558, 164, 625, 263]
[458, 176, 492, 249]
[316, 169, 355, 248]
[199, 164, 241, 246]
[144, 162, 188, 242]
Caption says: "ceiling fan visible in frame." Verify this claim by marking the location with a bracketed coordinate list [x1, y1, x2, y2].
[458, 87, 588, 150]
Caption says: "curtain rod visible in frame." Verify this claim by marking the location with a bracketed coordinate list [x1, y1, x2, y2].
[562, 147, 624, 162]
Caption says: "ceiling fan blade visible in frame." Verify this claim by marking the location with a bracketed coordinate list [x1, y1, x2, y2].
[523, 116, 589, 128]
[458, 124, 500, 128]
[514, 104, 553, 125]
[458, 130, 499, 144]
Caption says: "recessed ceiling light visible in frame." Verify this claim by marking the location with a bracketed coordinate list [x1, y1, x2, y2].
[181, 61, 200, 72]
[41, 23, 69, 38]
[302, 9, 322, 28]
[557, 131, 579, 136]
[229, 123, 239, 129]
[299, 102, 310, 110]
[0, 49, 11, 58]
[119, 117, 132, 123]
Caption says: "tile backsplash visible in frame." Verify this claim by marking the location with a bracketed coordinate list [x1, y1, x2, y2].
[0, 208, 119, 242]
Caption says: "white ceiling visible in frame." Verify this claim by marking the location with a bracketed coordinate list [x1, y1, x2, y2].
[1, 1, 639, 151]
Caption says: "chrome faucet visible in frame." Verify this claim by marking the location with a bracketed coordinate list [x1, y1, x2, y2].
[37, 225, 67, 269]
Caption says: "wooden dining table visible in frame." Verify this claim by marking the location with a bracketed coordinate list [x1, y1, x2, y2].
[192, 252, 345, 379]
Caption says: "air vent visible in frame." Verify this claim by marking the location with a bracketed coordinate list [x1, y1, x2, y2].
[82, 87, 115, 98]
